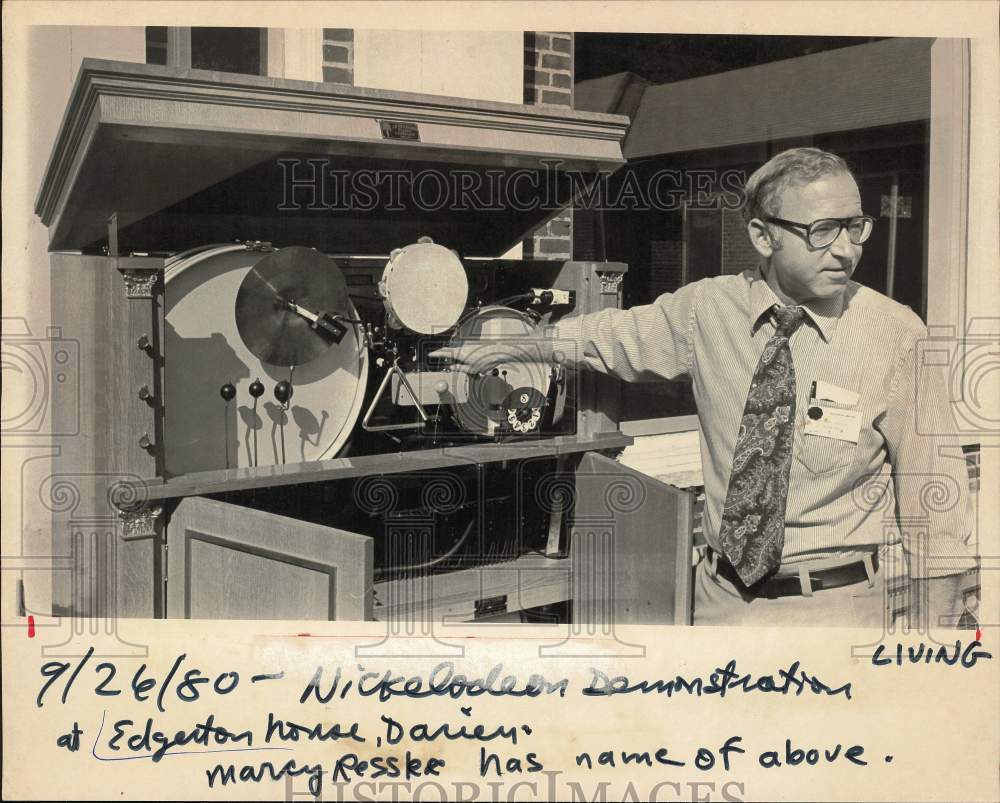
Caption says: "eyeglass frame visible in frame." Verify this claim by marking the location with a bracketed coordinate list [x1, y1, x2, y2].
[761, 215, 876, 248]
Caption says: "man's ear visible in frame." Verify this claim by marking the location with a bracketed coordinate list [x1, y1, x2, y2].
[747, 218, 775, 258]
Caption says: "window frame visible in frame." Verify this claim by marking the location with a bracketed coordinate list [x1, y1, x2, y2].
[149, 27, 269, 77]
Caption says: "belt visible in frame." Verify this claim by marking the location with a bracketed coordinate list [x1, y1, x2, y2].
[707, 548, 878, 599]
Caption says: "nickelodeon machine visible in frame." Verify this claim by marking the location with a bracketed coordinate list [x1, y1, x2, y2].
[35, 60, 694, 625]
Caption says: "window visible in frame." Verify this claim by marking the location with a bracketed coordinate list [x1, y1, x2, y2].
[145, 27, 167, 65]
[144, 27, 267, 76]
[191, 27, 265, 75]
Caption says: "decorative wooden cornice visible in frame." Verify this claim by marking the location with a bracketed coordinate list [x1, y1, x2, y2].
[35, 59, 630, 233]
[117, 266, 161, 299]
[117, 505, 163, 541]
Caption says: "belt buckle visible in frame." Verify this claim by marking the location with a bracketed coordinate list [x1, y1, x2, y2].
[789, 553, 877, 597]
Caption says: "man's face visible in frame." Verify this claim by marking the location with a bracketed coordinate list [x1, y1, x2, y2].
[766, 171, 864, 304]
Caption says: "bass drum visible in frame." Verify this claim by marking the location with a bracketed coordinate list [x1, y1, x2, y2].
[163, 244, 368, 475]
[446, 306, 552, 436]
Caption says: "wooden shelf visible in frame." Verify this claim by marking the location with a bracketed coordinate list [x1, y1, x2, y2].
[374, 552, 571, 622]
[144, 432, 632, 502]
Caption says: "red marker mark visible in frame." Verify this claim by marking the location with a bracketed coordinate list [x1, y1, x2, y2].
[27, 616, 35, 638]
[975, 627, 982, 642]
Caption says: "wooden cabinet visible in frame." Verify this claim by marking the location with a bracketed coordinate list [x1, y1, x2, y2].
[156, 449, 693, 625]
[572, 453, 693, 626]
[36, 61, 695, 627]
[166, 497, 372, 620]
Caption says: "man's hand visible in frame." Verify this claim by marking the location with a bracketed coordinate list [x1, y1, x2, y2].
[428, 341, 512, 366]
[428, 331, 556, 367]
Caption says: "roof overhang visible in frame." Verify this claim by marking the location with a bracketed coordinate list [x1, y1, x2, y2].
[624, 38, 932, 159]
[36, 59, 630, 256]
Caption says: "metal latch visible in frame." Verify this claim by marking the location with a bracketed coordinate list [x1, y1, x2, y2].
[474, 595, 508, 620]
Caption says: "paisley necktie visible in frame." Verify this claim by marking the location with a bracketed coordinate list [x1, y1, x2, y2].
[719, 304, 808, 586]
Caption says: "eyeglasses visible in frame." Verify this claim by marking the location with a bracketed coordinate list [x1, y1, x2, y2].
[762, 215, 875, 249]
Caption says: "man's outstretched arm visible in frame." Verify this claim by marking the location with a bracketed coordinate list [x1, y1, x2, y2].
[433, 281, 701, 383]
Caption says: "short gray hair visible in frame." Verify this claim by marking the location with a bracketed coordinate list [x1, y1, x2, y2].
[741, 147, 854, 226]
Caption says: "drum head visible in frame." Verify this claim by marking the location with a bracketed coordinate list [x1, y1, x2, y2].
[163, 245, 368, 474]
[381, 241, 468, 334]
[445, 307, 551, 435]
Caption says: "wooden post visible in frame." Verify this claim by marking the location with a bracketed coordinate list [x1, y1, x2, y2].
[113, 258, 166, 617]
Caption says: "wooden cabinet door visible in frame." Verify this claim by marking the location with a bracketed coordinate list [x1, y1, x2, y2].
[572, 452, 694, 625]
[166, 497, 373, 621]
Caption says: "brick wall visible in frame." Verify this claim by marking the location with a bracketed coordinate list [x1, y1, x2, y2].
[650, 240, 684, 296]
[322, 28, 353, 84]
[523, 32, 573, 259]
[524, 31, 573, 106]
[528, 208, 574, 261]
[721, 207, 759, 275]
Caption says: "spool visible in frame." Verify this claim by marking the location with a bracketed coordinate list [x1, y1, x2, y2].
[444, 306, 551, 436]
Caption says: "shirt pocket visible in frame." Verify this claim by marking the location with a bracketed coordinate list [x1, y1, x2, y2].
[795, 429, 858, 475]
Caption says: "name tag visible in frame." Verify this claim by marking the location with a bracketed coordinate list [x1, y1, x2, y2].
[804, 403, 861, 444]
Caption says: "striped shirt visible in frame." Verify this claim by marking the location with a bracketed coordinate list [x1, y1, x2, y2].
[554, 268, 976, 578]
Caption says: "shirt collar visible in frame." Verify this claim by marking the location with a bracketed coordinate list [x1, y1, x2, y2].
[748, 267, 842, 343]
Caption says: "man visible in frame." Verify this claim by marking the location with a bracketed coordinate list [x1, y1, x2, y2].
[442, 147, 978, 627]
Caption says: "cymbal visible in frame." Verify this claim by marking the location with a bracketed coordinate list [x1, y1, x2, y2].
[235, 246, 350, 367]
